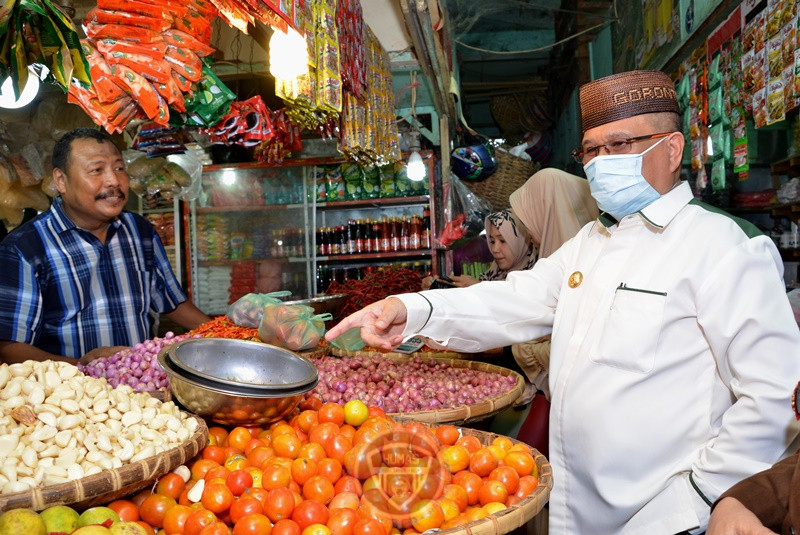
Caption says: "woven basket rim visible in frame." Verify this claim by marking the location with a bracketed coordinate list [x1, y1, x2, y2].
[0, 415, 208, 513]
[463, 150, 539, 212]
[316, 350, 524, 424]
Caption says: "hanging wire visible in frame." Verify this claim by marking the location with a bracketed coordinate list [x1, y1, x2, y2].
[454, 20, 615, 55]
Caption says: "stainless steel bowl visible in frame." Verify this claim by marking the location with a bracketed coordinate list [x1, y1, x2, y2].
[282, 294, 349, 317]
[158, 351, 317, 426]
[164, 338, 318, 391]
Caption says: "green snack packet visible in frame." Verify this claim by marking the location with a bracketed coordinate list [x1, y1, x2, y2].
[185, 59, 236, 127]
[711, 158, 726, 194]
[325, 165, 345, 201]
[709, 86, 724, 125]
[362, 165, 380, 199]
[313, 166, 327, 202]
[341, 162, 363, 200]
[394, 162, 411, 197]
[379, 164, 396, 198]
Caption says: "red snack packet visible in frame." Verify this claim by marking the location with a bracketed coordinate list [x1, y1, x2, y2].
[161, 29, 215, 56]
[96, 37, 167, 60]
[84, 21, 162, 43]
[86, 7, 171, 32]
[164, 45, 203, 81]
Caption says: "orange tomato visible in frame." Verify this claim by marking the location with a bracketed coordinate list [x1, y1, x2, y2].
[135, 521, 156, 535]
[325, 434, 353, 465]
[244, 438, 266, 455]
[434, 425, 460, 446]
[205, 466, 231, 483]
[477, 480, 508, 506]
[262, 464, 293, 490]
[198, 521, 230, 535]
[367, 407, 387, 419]
[303, 475, 335, 505]
[353, 517, 386, 535]
[302, 524, 332, 535]
[441, 484, 468, 512]
[309, 422, 340, 445]
[244, 487, 271, 511]
[225, 454, 250, 472]
[201, 483, 235, 514]
[208, 427, 229, 446]
[139, 494, 176, 528]
[265, 487, 296, 522]
[203, 445, 227, 464]
[299, 442, 328, 463]
[233, 513, 272, 535]
[409, 500, 444, 533]
[230, 497, 263, 523]
[515, 475, 539, 499]
[162, 504, 192, 534]
[468, 449, 498, 477]
[184, 509, 218, 535]
[191, 459, 220, 481]
[488, 466, 519, 494]
[247, 446, 275, 468]
[318, 403, 345, 426]
[464, 506, 489, 522]
[454, 435, 482, 454]
[107, 499, 140, 522]
[502, 451, 536, 478]
[227, 427, 253, 450]
[273, 423, 298, 438]
[454, 472, 482, 505]
[297, 410, 319, 432]
[334, 475, 362, 496]
[292, 457, 319, 486]
[491, 436, 514, 451]
[292, 499, 330, 530]
[436, 498, 460, 521]
[227, 469, 255, 496]
[338, 425, 356, 441]
[317, 458, 343, 485]
[329, 491, 360, 511]
[327, 507, 359, 535]
[274, 433, 303, 459]
[438, 445, 470, 473]
[273, 519, 303, 535]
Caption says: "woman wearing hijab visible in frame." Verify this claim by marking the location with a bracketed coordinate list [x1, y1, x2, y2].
[491, 168, 598, 453]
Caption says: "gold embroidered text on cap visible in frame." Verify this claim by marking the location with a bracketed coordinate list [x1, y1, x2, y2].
[579, 70, 680, 133]
[568, 271, 583, 288]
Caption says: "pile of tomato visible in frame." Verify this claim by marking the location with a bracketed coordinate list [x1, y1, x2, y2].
[105, 398, 540, 535]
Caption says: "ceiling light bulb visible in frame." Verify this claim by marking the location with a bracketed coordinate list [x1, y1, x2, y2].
[407, 150, 426, 182]
[269, 27, 309, 79]
[0, 65, 45, 109]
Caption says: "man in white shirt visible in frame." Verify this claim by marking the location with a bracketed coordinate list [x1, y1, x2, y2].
[326, 70, 800, 534]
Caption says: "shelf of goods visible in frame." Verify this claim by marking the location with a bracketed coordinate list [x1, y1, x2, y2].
[186, 156, 439, 315]
[135, 197, 183, 285]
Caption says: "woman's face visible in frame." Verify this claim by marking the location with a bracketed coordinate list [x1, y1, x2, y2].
[488, 224, 515, 271]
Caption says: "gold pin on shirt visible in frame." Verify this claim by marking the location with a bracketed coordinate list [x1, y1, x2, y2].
[568, 271, 583, 288]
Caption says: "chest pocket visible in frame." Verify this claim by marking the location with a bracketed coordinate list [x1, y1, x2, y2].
[593, 284, 667, 374]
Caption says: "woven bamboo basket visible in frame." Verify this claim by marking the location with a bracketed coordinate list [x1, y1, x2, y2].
[463, 150, 539, 212]
[0, 415, 208, 513]
[311, 351, 524, 425]
[440, 426, 552, 534]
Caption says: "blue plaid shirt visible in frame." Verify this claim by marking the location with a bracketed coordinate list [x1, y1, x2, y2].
[0, 196, 187, 359]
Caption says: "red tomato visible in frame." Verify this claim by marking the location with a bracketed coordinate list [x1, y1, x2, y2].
[107, 499, 139, 522]
[318, 403, 345, 426]
[292, 499, 330, 530]
[265, 487, 296, 523]
[162, 504, 192, 534]
[317, 459, 343, 485]
[199, 521, 231, 535]
[273, 519, 303, 535]
[244, 487, 271, 511]
[230, 497, 263, 523]
[333, 476, 362, 496]
[203, 445, 227, 464]
[157, 472, 186, 500]
[132, 489, 152, 508]
[353, 518, 385, 535]
[303, 475, 335, 505]
[139, 494, 177, 528]
[324, 435, 353, 465]
[184, 509, 218, 535]
[227, 469, 254, 496]
[327, 507, 359, 535]
[202, 483, 235, 514]
[233, 513, 273, 535]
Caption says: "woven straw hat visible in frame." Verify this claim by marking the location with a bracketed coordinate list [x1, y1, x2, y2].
[578, 70, 679, 132]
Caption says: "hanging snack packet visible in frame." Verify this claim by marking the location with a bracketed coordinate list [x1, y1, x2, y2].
[184, 59, 235, 127]
[162, 28, 215, 57]
[81, 39, 128, 103]
[164, 45, 203, 82]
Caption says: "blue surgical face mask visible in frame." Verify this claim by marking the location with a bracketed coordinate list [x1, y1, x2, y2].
[583, 137, 666, 220]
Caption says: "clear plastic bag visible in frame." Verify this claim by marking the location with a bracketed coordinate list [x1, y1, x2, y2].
[226, 291, 292, 328]
[258, 303, 333, 352]
[437, 172, 492, 247]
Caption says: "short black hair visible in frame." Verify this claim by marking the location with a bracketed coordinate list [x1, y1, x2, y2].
[52, 128, 114, 171]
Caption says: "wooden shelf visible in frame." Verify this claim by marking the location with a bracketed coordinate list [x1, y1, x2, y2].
[318, 250, 433, 262]
[198, 256, 307, 266]
[770, 156, 800, 176]
[195, 203, 305, 214]
[316, 196, 430, 209]
[779, 248, 800, 260]
[202, 158, 344, 172]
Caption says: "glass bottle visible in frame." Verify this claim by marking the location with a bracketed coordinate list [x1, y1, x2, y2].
[422, 206, 431, 249]
[410, 216, 421, 250]
[400, 217, 410, 251]
[390, 217, 400, 252]
[380, 216, 391, 252]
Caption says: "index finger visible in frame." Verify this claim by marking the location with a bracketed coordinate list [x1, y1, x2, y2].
[325, 307, 370, 341]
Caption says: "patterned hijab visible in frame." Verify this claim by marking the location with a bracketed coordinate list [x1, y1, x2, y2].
[480, 209, 537, 281]
[509, 167, 599, 259]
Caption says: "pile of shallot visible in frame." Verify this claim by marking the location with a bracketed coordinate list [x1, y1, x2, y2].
[310, 355, 518, 413]
[78, 332, 196, 391]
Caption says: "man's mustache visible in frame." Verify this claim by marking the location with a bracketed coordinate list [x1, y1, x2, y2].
[95, 188, 126, 201]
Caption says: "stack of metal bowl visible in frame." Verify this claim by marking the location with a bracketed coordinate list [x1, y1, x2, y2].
[158, 338, 318, 426]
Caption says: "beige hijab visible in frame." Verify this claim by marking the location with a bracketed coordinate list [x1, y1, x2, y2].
[480, 210, 537, 281]
[509, 168, 599, 258]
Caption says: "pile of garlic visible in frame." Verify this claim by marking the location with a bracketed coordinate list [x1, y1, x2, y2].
[0, 360, 199, 494]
